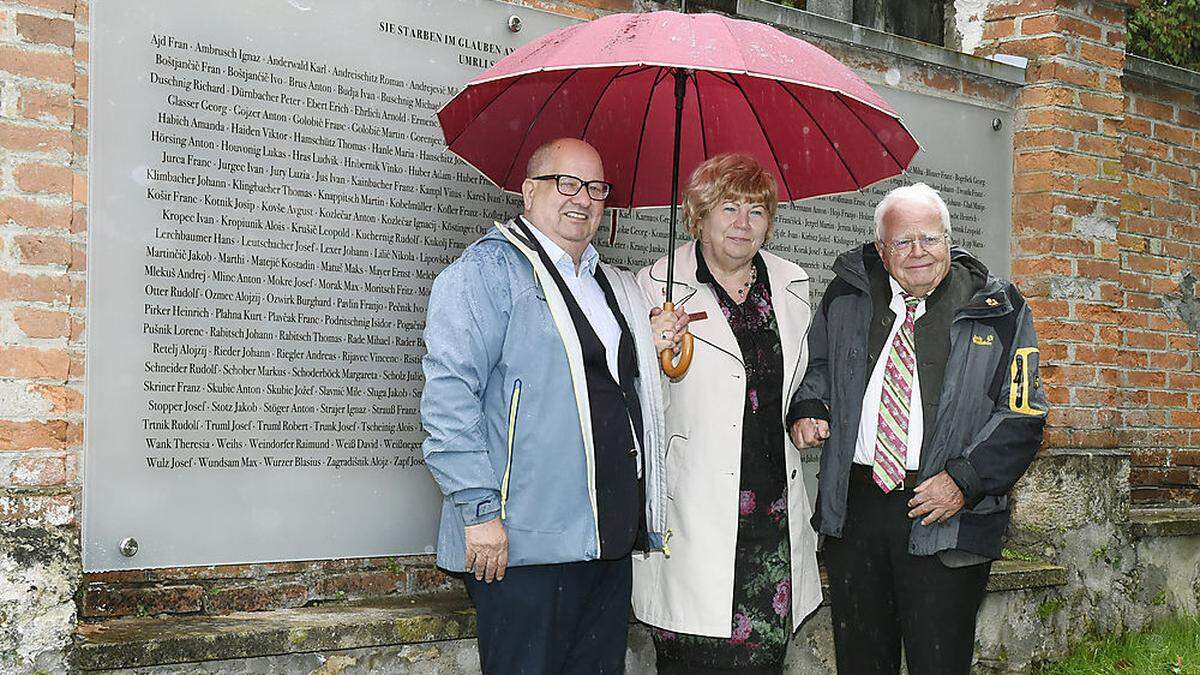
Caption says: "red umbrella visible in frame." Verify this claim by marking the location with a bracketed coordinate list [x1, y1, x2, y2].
[438, 10, 919, 374]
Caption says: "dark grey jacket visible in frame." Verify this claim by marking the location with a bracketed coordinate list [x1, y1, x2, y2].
[787, 244, 1047, 559]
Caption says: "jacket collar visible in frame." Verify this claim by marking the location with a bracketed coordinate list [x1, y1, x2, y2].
[648, 241, 809, 365]
[833, 242, 1013, 319]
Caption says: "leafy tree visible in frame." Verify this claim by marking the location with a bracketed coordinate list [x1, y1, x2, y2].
[1127, 0, 1200, 71]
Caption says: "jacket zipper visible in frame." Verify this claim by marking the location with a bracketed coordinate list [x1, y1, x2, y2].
[500, 379, 521, 520]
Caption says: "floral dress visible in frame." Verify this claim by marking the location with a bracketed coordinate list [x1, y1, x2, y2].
[654, 247, 791, 673]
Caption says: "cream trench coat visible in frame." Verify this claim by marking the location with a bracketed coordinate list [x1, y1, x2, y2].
[632, 241, 822, 638]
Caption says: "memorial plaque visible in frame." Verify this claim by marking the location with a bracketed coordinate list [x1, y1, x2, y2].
[86, 0, 1012, 570]
[85, 0, 571, 571]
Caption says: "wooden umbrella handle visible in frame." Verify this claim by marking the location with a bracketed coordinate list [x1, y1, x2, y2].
[659, 302, 694, 378]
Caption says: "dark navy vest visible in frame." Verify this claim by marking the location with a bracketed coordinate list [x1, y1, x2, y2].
[515, 219, 645, 559]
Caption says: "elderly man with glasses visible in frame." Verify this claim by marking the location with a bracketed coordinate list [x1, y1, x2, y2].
[787, 183, 1047, 675]
[420, 137, 688, 674]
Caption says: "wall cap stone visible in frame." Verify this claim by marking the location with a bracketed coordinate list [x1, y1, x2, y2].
[73, 592, 476, 672]
[693, 0, 1026, 86]
[1125, 55, 1200, 94]
[76, 561, 1064, 670]
[1130, 507, 1200, 538]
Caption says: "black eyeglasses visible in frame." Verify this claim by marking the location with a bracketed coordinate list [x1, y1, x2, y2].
[530, 174, 613, 201]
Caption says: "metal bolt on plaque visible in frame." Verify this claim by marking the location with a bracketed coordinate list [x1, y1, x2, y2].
[507, 15, 522, 32]
[119, 537, 139, 557]
[992, 117, 1003, 131]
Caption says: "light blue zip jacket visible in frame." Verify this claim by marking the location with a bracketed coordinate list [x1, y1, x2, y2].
[421, 220, 668, 572]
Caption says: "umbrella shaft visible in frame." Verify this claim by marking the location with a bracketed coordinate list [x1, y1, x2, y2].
[666, 68, 687, 304]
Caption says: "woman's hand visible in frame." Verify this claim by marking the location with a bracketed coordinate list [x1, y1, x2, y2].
[789, 417, 829, 448]
[650, 306, 691, 353]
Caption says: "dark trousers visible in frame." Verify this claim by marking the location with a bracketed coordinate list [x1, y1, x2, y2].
[464, 557, 632, 675]
[823, 467, 992, 675]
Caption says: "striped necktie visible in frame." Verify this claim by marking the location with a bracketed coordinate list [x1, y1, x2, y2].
[873, 293, 921, 493]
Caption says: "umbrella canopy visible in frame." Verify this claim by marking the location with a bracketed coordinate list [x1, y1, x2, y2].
[437, 10, 920, 210]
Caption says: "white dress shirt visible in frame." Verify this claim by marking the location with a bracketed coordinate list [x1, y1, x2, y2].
[522, 217, 623, 382]
[854, 276, 926, 469]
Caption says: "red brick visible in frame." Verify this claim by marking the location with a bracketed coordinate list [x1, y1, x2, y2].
[0, 197, 71, 230]
[1014, 128, 1076, 148]
[1027, 107, 1097, 133]
[1125, 369, 1167, 388]
[8, 454, 67, 487]
[0, 492, 75, 526]
[1079, 42, 1124, 69]
[12, 307, 70, 338]
[203, 583, 309, 614]
[1012, 256, 1073, 277]
[0, 121, 71, 154]
[1125, 135, 1171, 160]
[312, 571, 403, 600]
[1149, 350, 1190, 371]
[1058, 15, 1104, 41]
[1078, 178, 1122, 198]
[0, 45, 74, 84]
[1019, 13, 1060, 35]
[15, 13, 74, 47]
[1129, 175, 1171, 198]
[13, 163, 73, 195]
[1175, 451, 1200, 467]
[1170, 411, 1200, 428]
[1131, 449, 1169, 465]
[82, 585, 204, 619]
[23, 0, 75, 12]
[1019, 85, 1077, 109]
[1077, 134, 1121, 157]
[1014, 171, 1075, 193]
[1031, 61, 1101, 88]
[1120, 114, 1152, 136]
[1084, 3, 1126, 25]
[1074, 302, 1119, 324]
[986, 0, 1059, 20]
[16, 86, 71, 125]
[13, 234, 72, 266]
[1124, 328, 1167, 349]
[0, 270, 69, 302]
[984, 17, 1016, 40]
[1015, 149, 1096, 175]
[1155, 162, 1193, 185]
[1079, 92, 1124, 115]
[32, 384, 82, 413]
[1153, 122, 1192, 146]
[0, 420, 78, 451]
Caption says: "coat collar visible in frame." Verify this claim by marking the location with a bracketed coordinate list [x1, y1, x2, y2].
[647, 241, 810, 366]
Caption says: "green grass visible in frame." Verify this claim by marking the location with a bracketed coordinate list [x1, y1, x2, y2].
[1038, 615, 1200, 674]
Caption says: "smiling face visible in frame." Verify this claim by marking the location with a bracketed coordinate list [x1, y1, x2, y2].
[875, 198, 951, 298]
[521, 139, 606, 261]
[699, 199, 770, 270]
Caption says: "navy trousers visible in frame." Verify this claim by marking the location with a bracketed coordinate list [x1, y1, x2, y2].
[464, 557, 632, 674]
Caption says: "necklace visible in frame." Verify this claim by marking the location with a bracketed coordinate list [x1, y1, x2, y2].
[733, 265, 757, 299]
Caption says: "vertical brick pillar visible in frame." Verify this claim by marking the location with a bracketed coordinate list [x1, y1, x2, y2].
[978, 0, 1133, 452]
[0, 0, 84, 671]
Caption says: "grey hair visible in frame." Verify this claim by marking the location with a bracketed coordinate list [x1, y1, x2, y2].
[873, 182, 952, 241]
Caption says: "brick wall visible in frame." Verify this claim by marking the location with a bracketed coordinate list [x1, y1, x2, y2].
[0, 0, 83, 535]
[1119, 71, 1200, 506]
